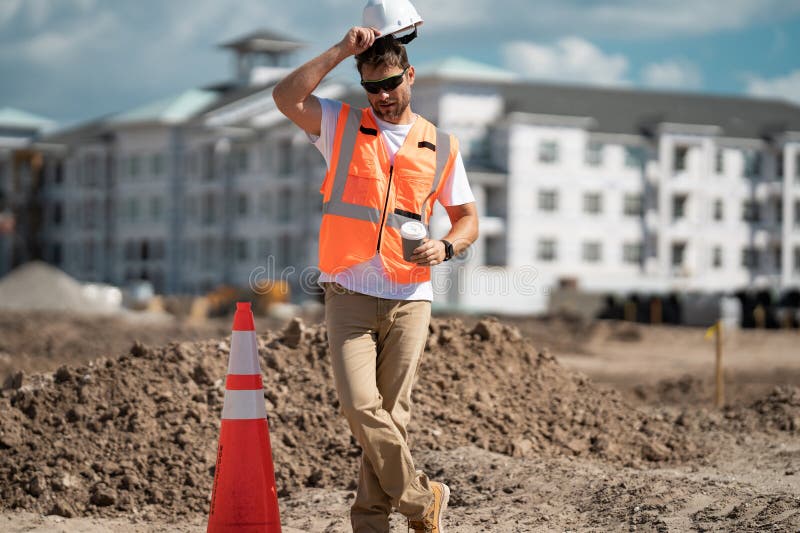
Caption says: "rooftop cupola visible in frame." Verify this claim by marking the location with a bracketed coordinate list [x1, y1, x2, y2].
[219, 29, 305, 86]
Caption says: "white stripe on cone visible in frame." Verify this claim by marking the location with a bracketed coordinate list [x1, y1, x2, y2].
[221, 390, 268, 420]
[228, 331, 260, 375]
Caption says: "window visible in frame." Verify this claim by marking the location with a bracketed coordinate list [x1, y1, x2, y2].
[743, 149, 761, 179]
[773, 198, 783, 223]
[741, 247, 759, 269]
[53, 202, 63, 226]
[485, 186, 506, 217]
[151, 154, 165, 177]
[277, 139, 293, 176]
[128, 197, 140, 222]
[795, 200, 800, 227]
[625, 146, 644, 168]
[672, 194, 687, 221]
[585, 142, 603, 167]
[85, 200, 97, 229]
[794, 246, 800, 273]
[278, 188, 291, 222]
[583, 193, 603, 214]
[201, 237, 214, 268]
[796, 153, 800, 182]
[51, 243, 62, 266]
[674, 146, 688, 172]
[54, 161, 64, 184]
[712, 246, 723, 269]
[623, 243, 642, 264]
[186, 152, 199, 178]
[237, 193, 249, 217]
[129, 155, 141, 179]
[671, 242, 686, 267]
[202, 145, 215, 181]
[124, 241, 137, 261]
[715, 149, 724, 174]
[235, 148, 249, 174]
[485, 236, 506, 267]
[468, 135, 491, 163]
[150, 197, 162, 220]
[185, 196, 197, 221]
[259, 192, 271, 216]
[258, 238, 272, 261]
[236, 239, 249, 262]
[202, 193, 216, 225]
[742, 200, 760, 223]
[83, 154, 99, 187]
[582, 241, 602, 263]
[152, 240, 165, 261]
[713, 199, 724, 222]
[776, 151, 784, 178]
[538, 190, 558, 212]
[772, 245, 782, 269]
[538, 140, 559, 164]
[623, 193, 643, 217]
[279, 233, 292, 267]
[537, 239, 556, 261]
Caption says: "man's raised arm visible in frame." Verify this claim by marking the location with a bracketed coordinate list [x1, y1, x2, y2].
[272, 27, 380, 136]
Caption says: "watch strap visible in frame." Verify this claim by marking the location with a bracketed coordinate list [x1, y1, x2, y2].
[442, 239, 453, 261]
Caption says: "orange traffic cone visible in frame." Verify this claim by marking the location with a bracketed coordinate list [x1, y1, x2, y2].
[207, 302, 282, 532]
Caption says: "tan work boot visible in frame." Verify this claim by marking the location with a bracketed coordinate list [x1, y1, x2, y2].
[408, 481, 450, 533]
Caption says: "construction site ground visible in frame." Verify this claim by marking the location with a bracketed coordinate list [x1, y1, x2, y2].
[0, 310, 798, 532]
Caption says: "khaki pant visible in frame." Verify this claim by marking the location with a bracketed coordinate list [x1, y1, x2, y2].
[322, 282, 434, 532]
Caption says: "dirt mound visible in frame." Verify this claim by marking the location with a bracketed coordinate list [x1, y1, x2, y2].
[632, 375, 708, 405]
[0, 262, 103, 313]
[0, 317, 712, 519]
[724, 385, 800, 434]
[0, 311, 231, 382]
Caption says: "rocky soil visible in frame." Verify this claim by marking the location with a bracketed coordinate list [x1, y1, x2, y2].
[0, 317, 798, 531]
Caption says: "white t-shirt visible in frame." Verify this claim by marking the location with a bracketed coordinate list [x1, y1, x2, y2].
[308, 97, 475, 301]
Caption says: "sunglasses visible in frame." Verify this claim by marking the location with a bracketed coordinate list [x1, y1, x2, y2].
[361, 67, 409, 94]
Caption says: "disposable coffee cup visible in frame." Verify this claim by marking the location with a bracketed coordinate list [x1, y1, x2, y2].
[401, 221, 427, 262]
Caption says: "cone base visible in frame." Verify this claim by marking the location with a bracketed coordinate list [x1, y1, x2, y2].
[207, 419, 281, 533]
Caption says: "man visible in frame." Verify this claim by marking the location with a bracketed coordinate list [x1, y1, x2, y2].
[273, 26, 478, 533]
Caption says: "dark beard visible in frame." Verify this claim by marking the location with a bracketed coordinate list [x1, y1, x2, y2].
[371, 96, 410, 123]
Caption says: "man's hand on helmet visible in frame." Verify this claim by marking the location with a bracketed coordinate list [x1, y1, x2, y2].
[338, 27, 381, 57]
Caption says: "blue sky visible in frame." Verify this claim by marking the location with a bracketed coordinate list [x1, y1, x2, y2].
[1, 0, 799, 126]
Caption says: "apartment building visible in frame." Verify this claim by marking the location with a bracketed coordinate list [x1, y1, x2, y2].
[412, 61, 800, 312]
[9, 31, 800, 313]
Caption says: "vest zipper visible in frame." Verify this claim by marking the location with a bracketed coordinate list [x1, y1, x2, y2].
[376, 165, 393, 253]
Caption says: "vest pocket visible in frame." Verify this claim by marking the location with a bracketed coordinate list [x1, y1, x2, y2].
[393, 169, 433, 215]
[341, 164, 381, 208]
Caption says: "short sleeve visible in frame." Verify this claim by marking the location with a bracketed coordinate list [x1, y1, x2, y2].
[306, 97, 343, 168]
[437, 152, 475, 207]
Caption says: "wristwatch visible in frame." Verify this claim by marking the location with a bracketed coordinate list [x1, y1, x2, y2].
[441, 239, 454, 261]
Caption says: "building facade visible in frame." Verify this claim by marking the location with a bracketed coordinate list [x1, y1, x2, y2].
[9, 33, 800, 313]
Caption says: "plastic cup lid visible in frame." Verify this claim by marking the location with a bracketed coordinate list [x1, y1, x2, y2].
[400, 220, 427, 240]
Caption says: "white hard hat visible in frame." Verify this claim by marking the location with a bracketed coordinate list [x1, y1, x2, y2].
[363, 0, 423, 44]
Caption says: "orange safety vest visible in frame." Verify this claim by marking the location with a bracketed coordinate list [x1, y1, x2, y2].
[318, 104, 459, 284]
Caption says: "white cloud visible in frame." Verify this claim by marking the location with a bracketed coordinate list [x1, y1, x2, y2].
[0, 0, 23, 26]
[641, 60, 703, 90]
[418, 0, 800, 40]
[2, 10, 117, 64]
[744, 70, 800, 105]
[503, 37, 630, 86]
